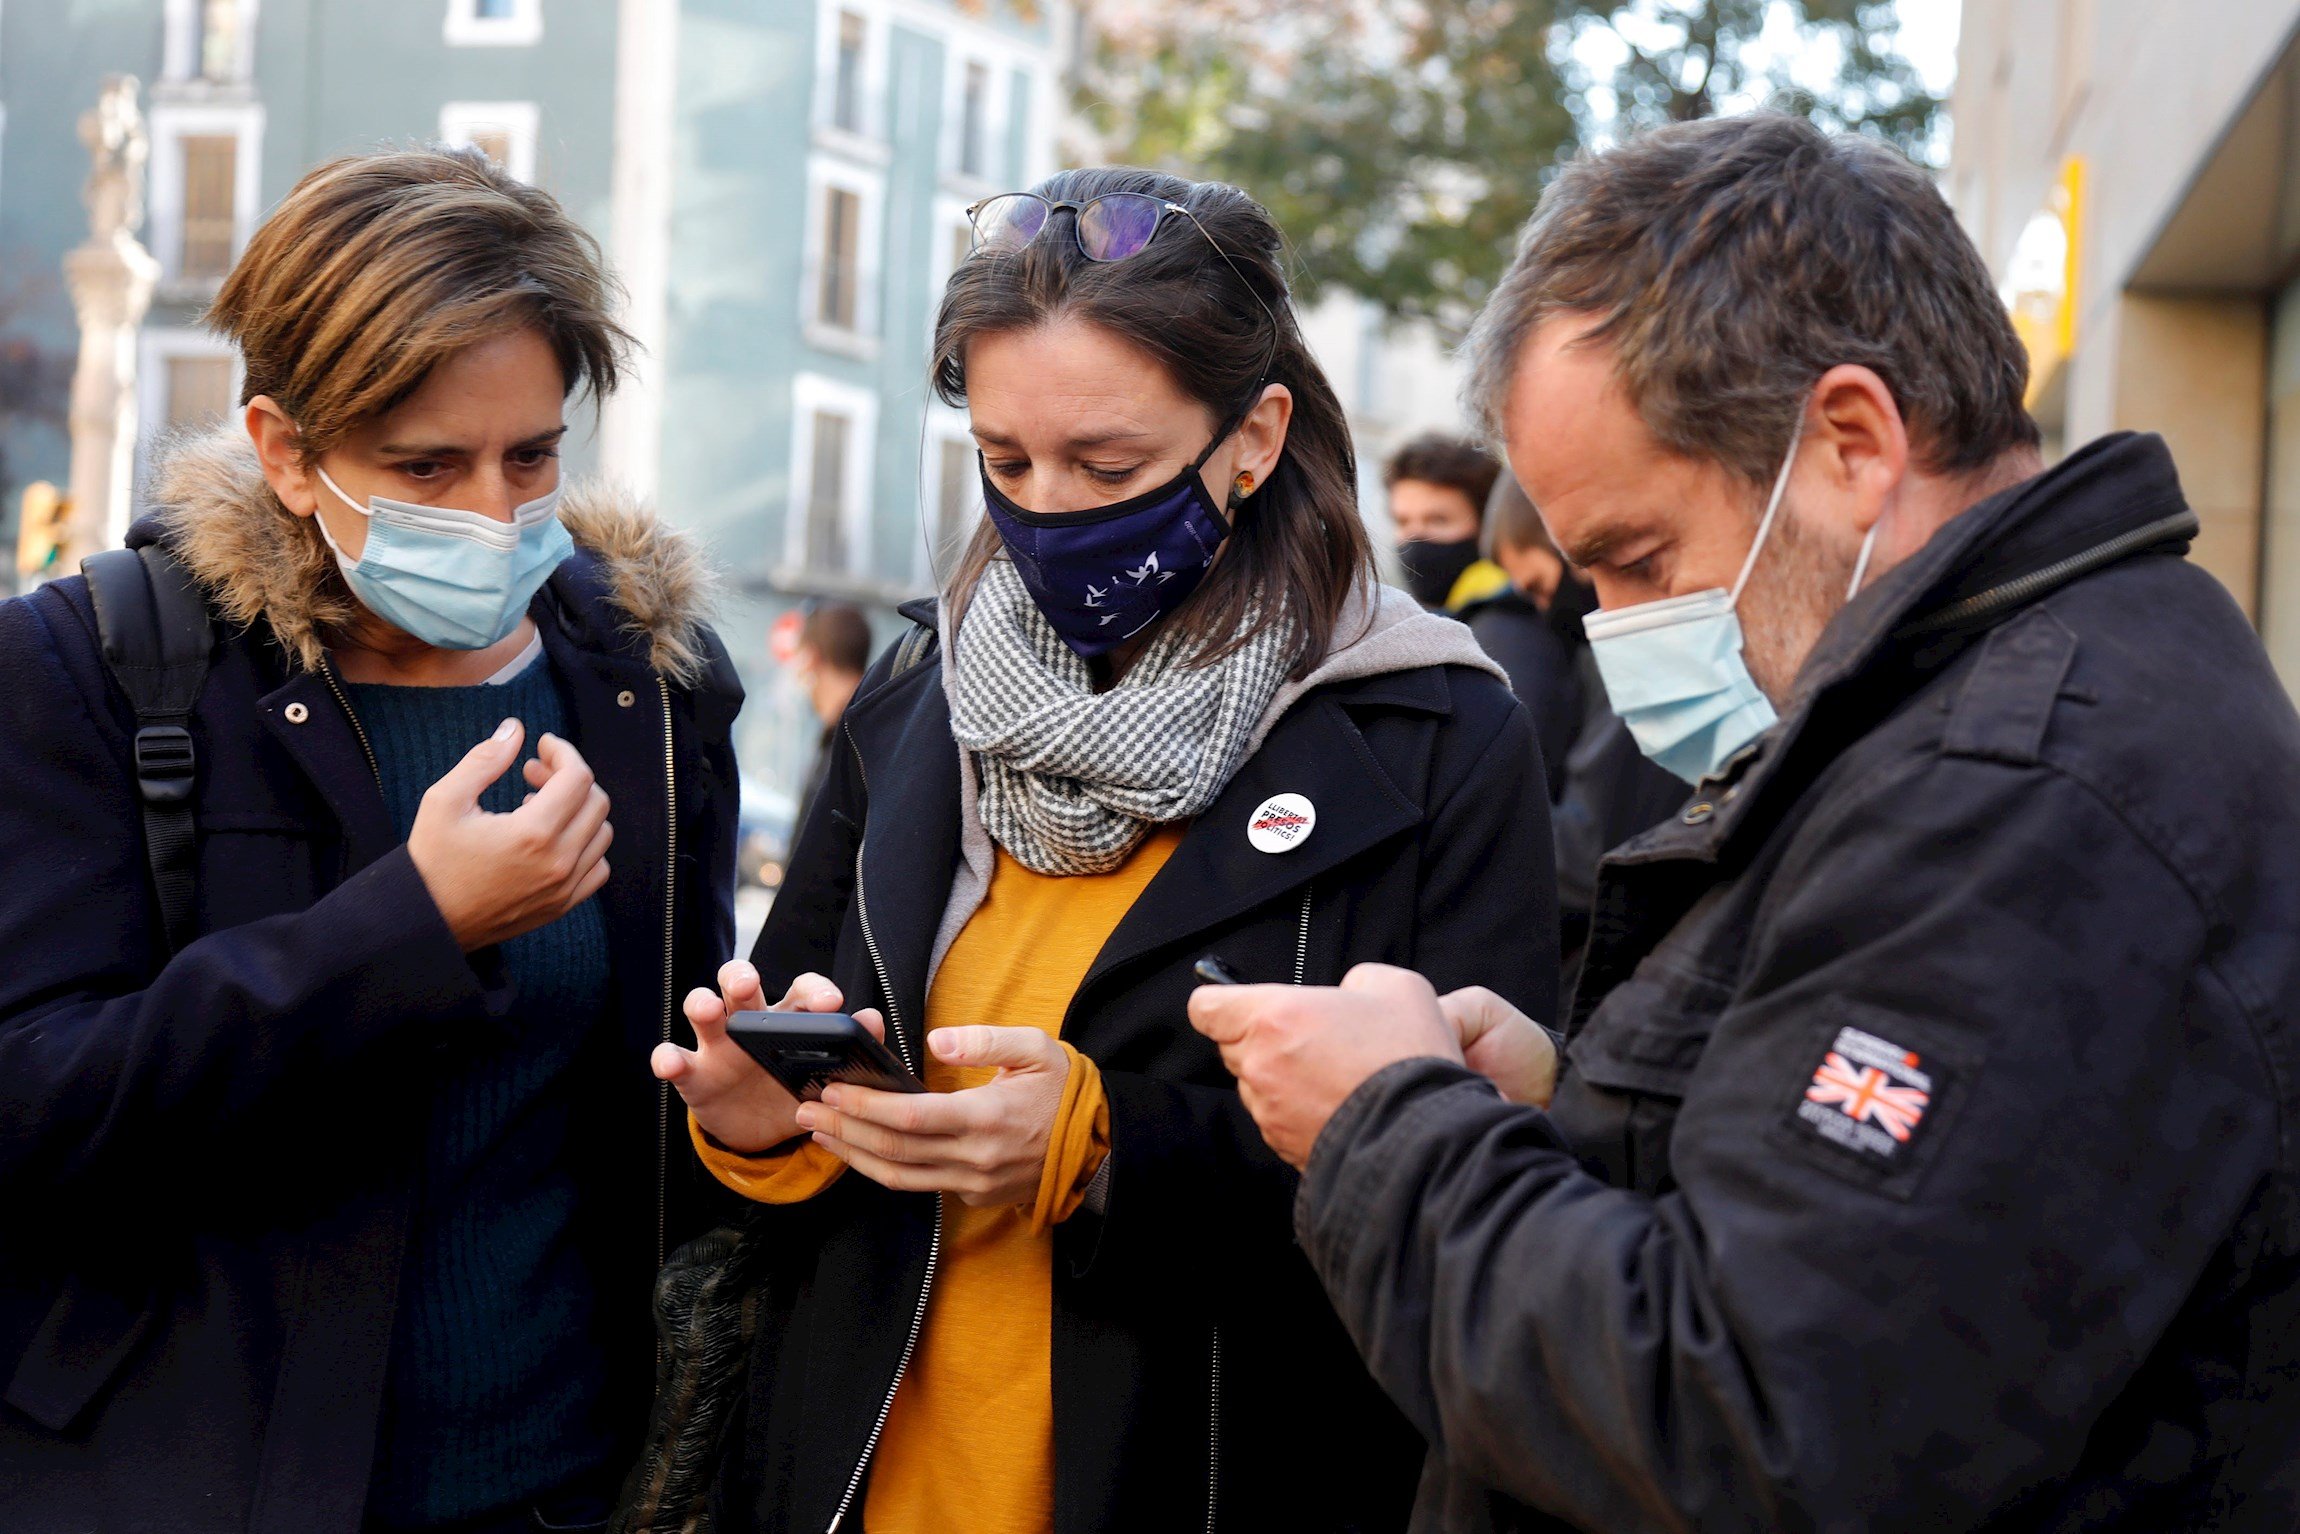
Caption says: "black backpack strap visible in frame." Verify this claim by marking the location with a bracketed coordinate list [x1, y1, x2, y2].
[82, 544, 214, 954]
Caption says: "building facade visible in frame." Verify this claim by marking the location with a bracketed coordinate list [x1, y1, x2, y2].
[655, 0, 1065, 801]
[0, 0, 1069, 810]
[1949, 0, 2300, 694]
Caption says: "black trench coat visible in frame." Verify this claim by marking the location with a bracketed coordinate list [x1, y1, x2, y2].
[727, 598, 1559, 1534]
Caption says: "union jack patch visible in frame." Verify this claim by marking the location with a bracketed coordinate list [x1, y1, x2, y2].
[1794, 1025, 1935, 1165]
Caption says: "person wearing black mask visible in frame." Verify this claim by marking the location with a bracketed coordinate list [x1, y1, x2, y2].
[1384, 432, 1511, 611]
[627, 167, 1554, 1534]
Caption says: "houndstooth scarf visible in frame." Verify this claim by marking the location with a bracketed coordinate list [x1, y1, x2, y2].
[948, 557, 1299, 876]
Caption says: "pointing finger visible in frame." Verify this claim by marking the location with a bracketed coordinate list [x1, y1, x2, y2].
[425, 718, 524, 813]
[719, 960, 770, 1015]
[683, 985, 729, 1044]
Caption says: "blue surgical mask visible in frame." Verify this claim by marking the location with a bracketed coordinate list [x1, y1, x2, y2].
[1582, 414, 1881, 786]
[979, 427, 1234, 660]
[313, 467, 573, 651]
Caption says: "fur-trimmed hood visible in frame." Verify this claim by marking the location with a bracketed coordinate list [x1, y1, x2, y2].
[143, 425, 720, 684]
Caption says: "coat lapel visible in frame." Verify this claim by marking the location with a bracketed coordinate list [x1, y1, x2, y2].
[1081, 679, 1439, 990]
[258, 669, 396, 871]
[845, 666, 963, 1061]
[542, 620, 672, 1061]
[841, 660, 1452, 1038]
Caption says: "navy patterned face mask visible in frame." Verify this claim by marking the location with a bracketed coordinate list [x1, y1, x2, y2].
[979, 428, 1235, 660]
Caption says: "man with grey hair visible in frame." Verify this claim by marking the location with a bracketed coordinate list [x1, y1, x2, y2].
[1191, 112, 2300, 1530]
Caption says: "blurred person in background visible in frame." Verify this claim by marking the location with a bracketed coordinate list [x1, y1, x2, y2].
[1459, 473, 1579, 795]
[789, 600, 872, 833]
[1384, 431, 1511, 612]
[1194, 113, 2300, 1532]
[638, 166, 1554, 1534]
[1480, 475, 1685, 980]
[0, 149, 742, 1534]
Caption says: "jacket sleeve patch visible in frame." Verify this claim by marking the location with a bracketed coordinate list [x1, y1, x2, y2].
[1793, 1024, 1941, 1165]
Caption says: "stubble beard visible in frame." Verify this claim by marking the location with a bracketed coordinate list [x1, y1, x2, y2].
[1738, 501, 1855, 709]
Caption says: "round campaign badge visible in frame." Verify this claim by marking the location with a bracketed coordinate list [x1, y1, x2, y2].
[1247, 792, 1316, 854]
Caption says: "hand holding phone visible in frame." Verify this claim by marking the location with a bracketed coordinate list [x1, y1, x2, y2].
[729, 1010, 926, 1101]
[652, 962, 892, 1154]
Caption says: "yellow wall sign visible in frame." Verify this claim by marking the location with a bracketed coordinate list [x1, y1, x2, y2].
[2007, 155, 2086, 408]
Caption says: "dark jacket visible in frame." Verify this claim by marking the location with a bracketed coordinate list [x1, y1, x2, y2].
[729, 598, 1558, 1534]
[1297, 433, 2300, 1531]
[0, 432, 743, 1534]
[1461, 588, 1579, 800]
[1540, 577, 1687, 979]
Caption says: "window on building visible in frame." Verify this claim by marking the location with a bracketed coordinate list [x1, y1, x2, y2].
[165, 356, 237, 430]
[819, 185, 862, 331]
[197, 0, 243, 82]
[440, 102, 539, 182]
[467, 127, 513, 167]
[832, 10, 867, 135]
[936, 437, 975, 559]
[444, 0, 542, 47]
[959, 61, 990, 180]
[806, 411, 852, 571]
[178, 134, 239, 281]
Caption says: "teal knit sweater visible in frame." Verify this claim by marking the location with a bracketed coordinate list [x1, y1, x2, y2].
[346, 655, 615, 1528]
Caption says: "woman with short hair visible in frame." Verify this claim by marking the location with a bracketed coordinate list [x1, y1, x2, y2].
[0, 148, 741, 1534]
[650, 167, 1557, 1534]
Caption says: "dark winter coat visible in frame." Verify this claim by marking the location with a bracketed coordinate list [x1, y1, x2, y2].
[1461, 588, 1579, 800]
[728, 596, 1558, 1534]
[0, 430, 743, 1534]
[1299, 433, 2300, 1531]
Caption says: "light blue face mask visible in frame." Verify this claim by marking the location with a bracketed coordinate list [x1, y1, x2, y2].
[1582, 413, 1880, 786]
[313, 467, 573, 651]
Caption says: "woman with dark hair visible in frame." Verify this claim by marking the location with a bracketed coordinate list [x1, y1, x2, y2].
[650, 167, 1555, 1534]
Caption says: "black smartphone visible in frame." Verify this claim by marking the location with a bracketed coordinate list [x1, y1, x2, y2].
[1194, 955, 1247, 985]
[727, 1011, 927, 1101]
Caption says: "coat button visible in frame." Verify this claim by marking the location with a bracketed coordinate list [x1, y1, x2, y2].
[283, 702, 310, 724]
[617, 690, 636, 708]
[1682, 800, 1715, 825]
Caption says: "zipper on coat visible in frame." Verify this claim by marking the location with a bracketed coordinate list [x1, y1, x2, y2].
[827, 721, 943, 1534]
[1204, 888, 1310, 1532]
[317, 657, 382, 791]
[1211, 889, 1310, 1527]
[656, 676, 676, 1270]
[1205, 1324, 1223, 1534]
[1292, 887, 1312, 987]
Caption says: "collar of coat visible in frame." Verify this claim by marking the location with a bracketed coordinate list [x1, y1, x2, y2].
[1613, 429, 2198, 873]
[131, 423, 720, 686]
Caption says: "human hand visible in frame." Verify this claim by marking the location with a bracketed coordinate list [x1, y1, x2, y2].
[651, 964, 888, 1155]
[407, 721, 612, 951]
[794, 1025, 1070, 1207]
[1188, 962, 1462, 1170]
[1440, 987, 1558, 1107]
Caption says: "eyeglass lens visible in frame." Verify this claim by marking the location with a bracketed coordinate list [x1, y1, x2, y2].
[972, 193, 1048, 254]
[1077, 194, 1164, 262]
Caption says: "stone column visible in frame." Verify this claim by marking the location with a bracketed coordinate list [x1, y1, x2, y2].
[60, 75, 158, 565]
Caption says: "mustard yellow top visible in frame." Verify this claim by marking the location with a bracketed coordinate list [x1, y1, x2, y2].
[694, 823, 1187, 1534]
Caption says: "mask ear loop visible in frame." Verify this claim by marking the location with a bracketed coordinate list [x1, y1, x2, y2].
[1847, 517, 1881, 600]
[1729, 407, 1808, 606]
